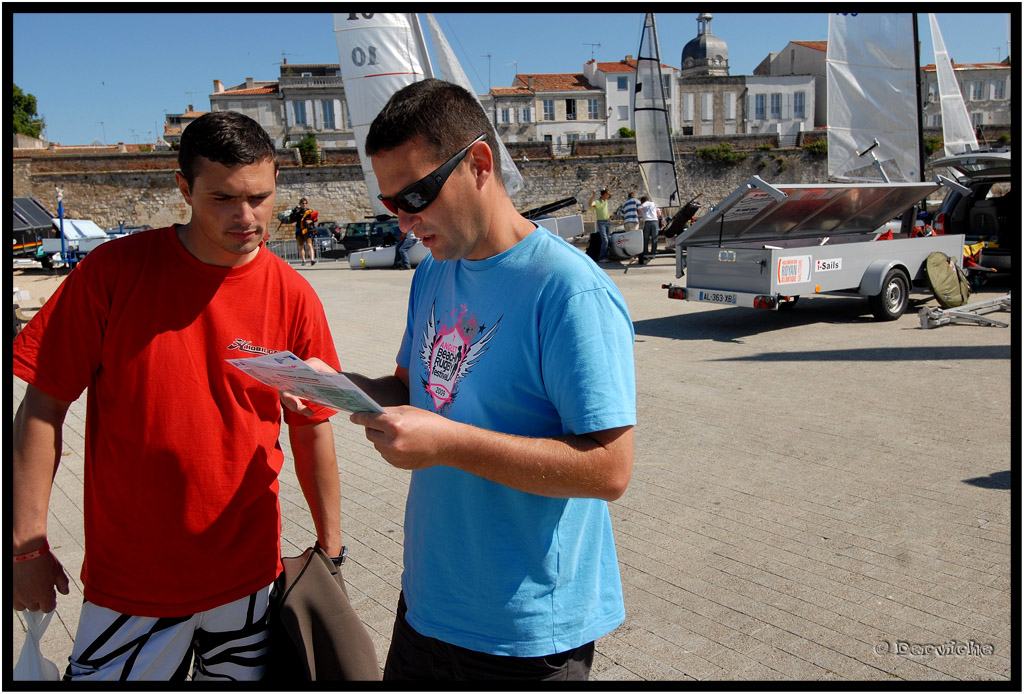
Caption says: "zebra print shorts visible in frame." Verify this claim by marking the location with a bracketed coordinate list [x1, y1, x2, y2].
[64, 585, 271, 681]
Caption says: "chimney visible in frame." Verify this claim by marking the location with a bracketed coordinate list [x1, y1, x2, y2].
[528, 76, 535, 90]
[188, 104, 193, 112]
[625, 55, 633, 63]
[245, 77, 254, 89]
[213, 79, 224, 93]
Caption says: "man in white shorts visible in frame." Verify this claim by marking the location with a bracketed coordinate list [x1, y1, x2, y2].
[12, 111, 344, 681]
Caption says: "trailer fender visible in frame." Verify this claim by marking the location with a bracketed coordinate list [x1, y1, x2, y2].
[859, 260, 909, 297]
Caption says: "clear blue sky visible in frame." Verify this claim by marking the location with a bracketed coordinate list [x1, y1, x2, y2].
[12, 11, 1013, 146]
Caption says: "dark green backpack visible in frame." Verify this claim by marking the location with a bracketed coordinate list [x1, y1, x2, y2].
[925, 251, 970, 308]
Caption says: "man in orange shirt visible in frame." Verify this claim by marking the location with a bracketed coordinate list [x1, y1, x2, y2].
[13, 112, 343, 681]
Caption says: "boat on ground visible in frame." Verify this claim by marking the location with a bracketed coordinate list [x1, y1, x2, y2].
[348, 240, 429, 269]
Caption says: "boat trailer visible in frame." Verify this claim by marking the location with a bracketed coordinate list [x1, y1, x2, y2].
[918, 293, 1011, 329]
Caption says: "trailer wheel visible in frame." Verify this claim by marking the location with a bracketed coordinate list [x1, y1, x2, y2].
[869, 268, 910, 321]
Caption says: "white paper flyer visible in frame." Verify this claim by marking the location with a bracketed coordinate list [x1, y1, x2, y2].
[227, 351, 384, 414]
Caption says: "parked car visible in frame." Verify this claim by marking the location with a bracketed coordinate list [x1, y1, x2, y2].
[311, 227, 333, 254]
[932, 150, 1012, 273]
[371, 219, 402, 246]
[341, 220, 394, 252]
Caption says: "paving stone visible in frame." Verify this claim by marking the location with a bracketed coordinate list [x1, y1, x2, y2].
[10, 265, 1011, 682]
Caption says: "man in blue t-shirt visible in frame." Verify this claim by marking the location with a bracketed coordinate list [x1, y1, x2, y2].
[302, 79, 636, 681]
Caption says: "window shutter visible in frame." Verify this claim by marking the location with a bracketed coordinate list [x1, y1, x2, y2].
[682, 93, 694, 121]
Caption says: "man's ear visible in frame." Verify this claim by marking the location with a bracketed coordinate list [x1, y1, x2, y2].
[174, 171, 193, 206]
[468, 141, 494, 185]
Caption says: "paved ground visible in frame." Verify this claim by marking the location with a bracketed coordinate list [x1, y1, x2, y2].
[11, 253, 1015, 681]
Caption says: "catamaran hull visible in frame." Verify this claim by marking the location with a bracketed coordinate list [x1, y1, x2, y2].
[348, 240, 429, 269]
[609, 229, 644, 259]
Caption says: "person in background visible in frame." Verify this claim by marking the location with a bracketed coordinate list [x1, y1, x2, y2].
[587, 188, 613, 263]
[393, 227, 417, 270]
[639, 195, 662, 264]
[299, 78, 636, 682]
[12, 111, 343, 681]
[295, 197, 316, 266]
[620, 191, 640, 232]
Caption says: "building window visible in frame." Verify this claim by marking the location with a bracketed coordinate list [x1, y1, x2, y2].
[566, 133, 579, 143]
[724, 92, 736, 121]
[566, 99, 577, 121]
[971, 111, 983, 126]
[543, 100, 555, 121]
[970, 81, 984, 100]
[662, 75, 671, 95]
[770, 93, 781, 120]
[618, 105, 629, 121]
[700, 93, 713, 121]
[932, 114, 943, 127]
[588, 98, 599, 120]
[992, 80, 1005, 100]
[293, 101, 307, 126]
[321, 100, 335, 130]
[500, 108, 511, 124]
[755, 94, 766, 121]
[520, 107, 532, 123]
[682, 93, 694, 121]
[586, 132, 597, 140]
[794, 92, 805, 119]
[617, 76, 629, 91]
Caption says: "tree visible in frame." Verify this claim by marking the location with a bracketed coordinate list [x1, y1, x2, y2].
[296, 133, 320, 165]
[13, 84, 45, 139]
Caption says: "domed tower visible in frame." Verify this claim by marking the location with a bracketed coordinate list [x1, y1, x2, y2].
[680, 13, 729, 77]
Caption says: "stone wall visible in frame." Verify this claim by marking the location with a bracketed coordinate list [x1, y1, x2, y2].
[11, 130, 1009, 236]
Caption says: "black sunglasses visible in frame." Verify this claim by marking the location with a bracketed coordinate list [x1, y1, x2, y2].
[378, 134, 487, 215]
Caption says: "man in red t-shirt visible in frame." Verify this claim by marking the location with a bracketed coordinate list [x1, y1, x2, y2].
[12, 112, 344, 681]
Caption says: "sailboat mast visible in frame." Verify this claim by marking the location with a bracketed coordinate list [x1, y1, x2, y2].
[912, 13, 925, 182]
[650, 14, 678, 185]
[409, 14, 435, 79]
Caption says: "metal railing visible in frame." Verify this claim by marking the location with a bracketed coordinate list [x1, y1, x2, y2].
[265, 238, 347, 263]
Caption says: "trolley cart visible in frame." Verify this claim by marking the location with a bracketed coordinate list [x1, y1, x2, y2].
[662, 176, 965, 321]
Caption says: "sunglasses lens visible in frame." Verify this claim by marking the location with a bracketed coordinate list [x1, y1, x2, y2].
[379, 196, 398, 215]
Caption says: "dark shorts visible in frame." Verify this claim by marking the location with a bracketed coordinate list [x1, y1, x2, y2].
[383, 592, 594, 681]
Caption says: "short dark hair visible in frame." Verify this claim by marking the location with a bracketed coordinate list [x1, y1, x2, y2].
[178, 111, 277, 188]
[366, 79, 503, 188]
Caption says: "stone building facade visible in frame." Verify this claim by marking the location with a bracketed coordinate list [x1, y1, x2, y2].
[10, 138, 849, 237]
[208, 62, 353, 150]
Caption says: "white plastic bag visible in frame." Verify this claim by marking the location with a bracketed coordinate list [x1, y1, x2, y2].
[13, 610, 61, 681]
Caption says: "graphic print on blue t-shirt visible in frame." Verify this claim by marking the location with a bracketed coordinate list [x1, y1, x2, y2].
[418, 302, 501, 412]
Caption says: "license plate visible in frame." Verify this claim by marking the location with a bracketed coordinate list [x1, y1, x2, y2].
[698, 291, 737, 304]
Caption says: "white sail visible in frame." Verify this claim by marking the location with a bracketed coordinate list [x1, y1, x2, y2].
[826, 13, 920, 182]
[334, 13, 432, 217]
[633, 13, 680, 208]
[929, 13, 978, 156]
[425, 14, 524, 196]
